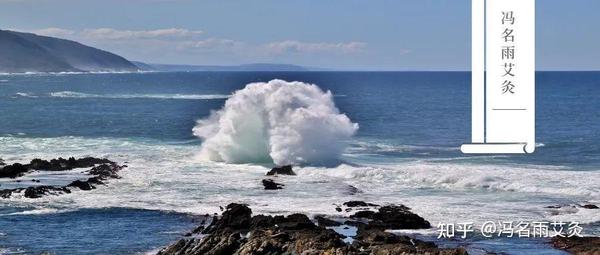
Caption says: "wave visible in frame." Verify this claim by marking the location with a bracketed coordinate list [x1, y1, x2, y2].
[14, 92, 38, 98]
[348, 141, 459, 154]
[299, 162, 600, 197]
[0, 70, 151, 76]
[48, 91, 230, 100]
[193, 79, 358, 166]
[1, 208, 75, 216]
[1, 135, 598, 228]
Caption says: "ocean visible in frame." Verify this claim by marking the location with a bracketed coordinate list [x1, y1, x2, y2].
[0, 71, 598, 254]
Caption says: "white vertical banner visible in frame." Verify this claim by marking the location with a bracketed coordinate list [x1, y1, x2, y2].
[462, 0, 536, 154]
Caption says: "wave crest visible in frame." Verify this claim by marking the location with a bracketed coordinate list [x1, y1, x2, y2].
[193, 79, 358, 165]
[49, 91, 230, 100]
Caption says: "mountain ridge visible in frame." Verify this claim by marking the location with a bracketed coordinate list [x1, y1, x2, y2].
[0, 29, 139, 73]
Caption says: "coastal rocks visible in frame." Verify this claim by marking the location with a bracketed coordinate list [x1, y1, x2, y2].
[88, 162, 124, 179]
[158, 203, 466, 255]
[28, 157, 111, 171]
[315, 215, 342, 227]
[545, 204, 599, 215]
[353, 227, 467, 255]
[0, 157, 112, 178]
[266, 165, 296, 176]
[0, 163, 29, 178]
[262, 179, 284, 190]
[24, 186, 72, 198]
[262, 166, 293, 190]
[365, 205, 431, 230]
[0, 157, 125, 199]
[344, 201, 379, 207]
[67, 180, 95, 190]
[581, 204, 599, 209]
[0, 185, 72, 199]
[552, 236, 600, 255]
[205, 203, 252, 233]
[341, 201, 431, 230]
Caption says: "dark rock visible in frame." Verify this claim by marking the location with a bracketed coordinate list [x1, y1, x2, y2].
[350, 210, 376, 219]
[353, 227, 467, 255]
[159, 203, 466, 255]
[343, 201, 379, 207]
[11, 182, 80, 199]
[262, 179, 284, 190]
[274, 214, 316, 230]
[86, 177, 104, 185]
[0, 163, 29, 178]
[202, 203, 252, 234]
[0, 189, 13, 198]
[315, 215, 342, 227]
[24, 186, 71, 198]
[1, 157, 113, 179]
[28, 157, 111, 171]
[0, 157, 124, 199]
[335, 207, 342, 212]
[67, 180, 94, 190]
[266, 165, 296, 176]
[346, 203, 430, 230]
[27, 158, 52, 170]
[552, 236, 600, 255]
[367, 205, 431, 230]
[345, 185, 362, 195]
[88, 163, 124, 179]
[581, 204, 599, 209]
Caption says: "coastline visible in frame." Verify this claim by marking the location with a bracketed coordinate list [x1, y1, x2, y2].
[1, 155, 599, 254]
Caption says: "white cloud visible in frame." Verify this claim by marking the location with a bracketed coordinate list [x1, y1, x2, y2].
[29, 27, 75, 38]
[81, 28, 203, 40]
[264, 40, 367, 55]
[178, 38, 243, 50]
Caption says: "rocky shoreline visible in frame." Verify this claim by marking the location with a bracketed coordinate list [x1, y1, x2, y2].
[0, 157, 126, 198]
[156, 166, 600, 255]
[156, 202, 600, 255]
[158, 165, 468, 254]
[3, 161, 599, 254]
[158, 203, 467, 255]
[552, 236, 600, 255]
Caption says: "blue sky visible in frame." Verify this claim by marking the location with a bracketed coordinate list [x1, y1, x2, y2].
[1, 0, 599, 70]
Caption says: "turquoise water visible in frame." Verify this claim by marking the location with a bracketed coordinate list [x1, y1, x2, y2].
[0, 71, 598, 254]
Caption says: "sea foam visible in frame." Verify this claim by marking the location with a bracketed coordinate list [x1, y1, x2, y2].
[49, 91, 230, 100]
[193, 79, 358, 165]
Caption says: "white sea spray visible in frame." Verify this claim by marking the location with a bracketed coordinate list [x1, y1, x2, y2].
[192, 79, 358, 165]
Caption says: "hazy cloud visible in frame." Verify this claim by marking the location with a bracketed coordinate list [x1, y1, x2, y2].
[264, 40, 367, 55]
[177, 38, 243, 50]
[80, 28, 203, 40]
[30, 27, 75, 38]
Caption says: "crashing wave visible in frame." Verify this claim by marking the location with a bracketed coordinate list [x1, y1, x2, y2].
[193, 79, 358, 166]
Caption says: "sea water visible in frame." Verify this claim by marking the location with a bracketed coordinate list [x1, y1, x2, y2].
[0, 71, 598, 254]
